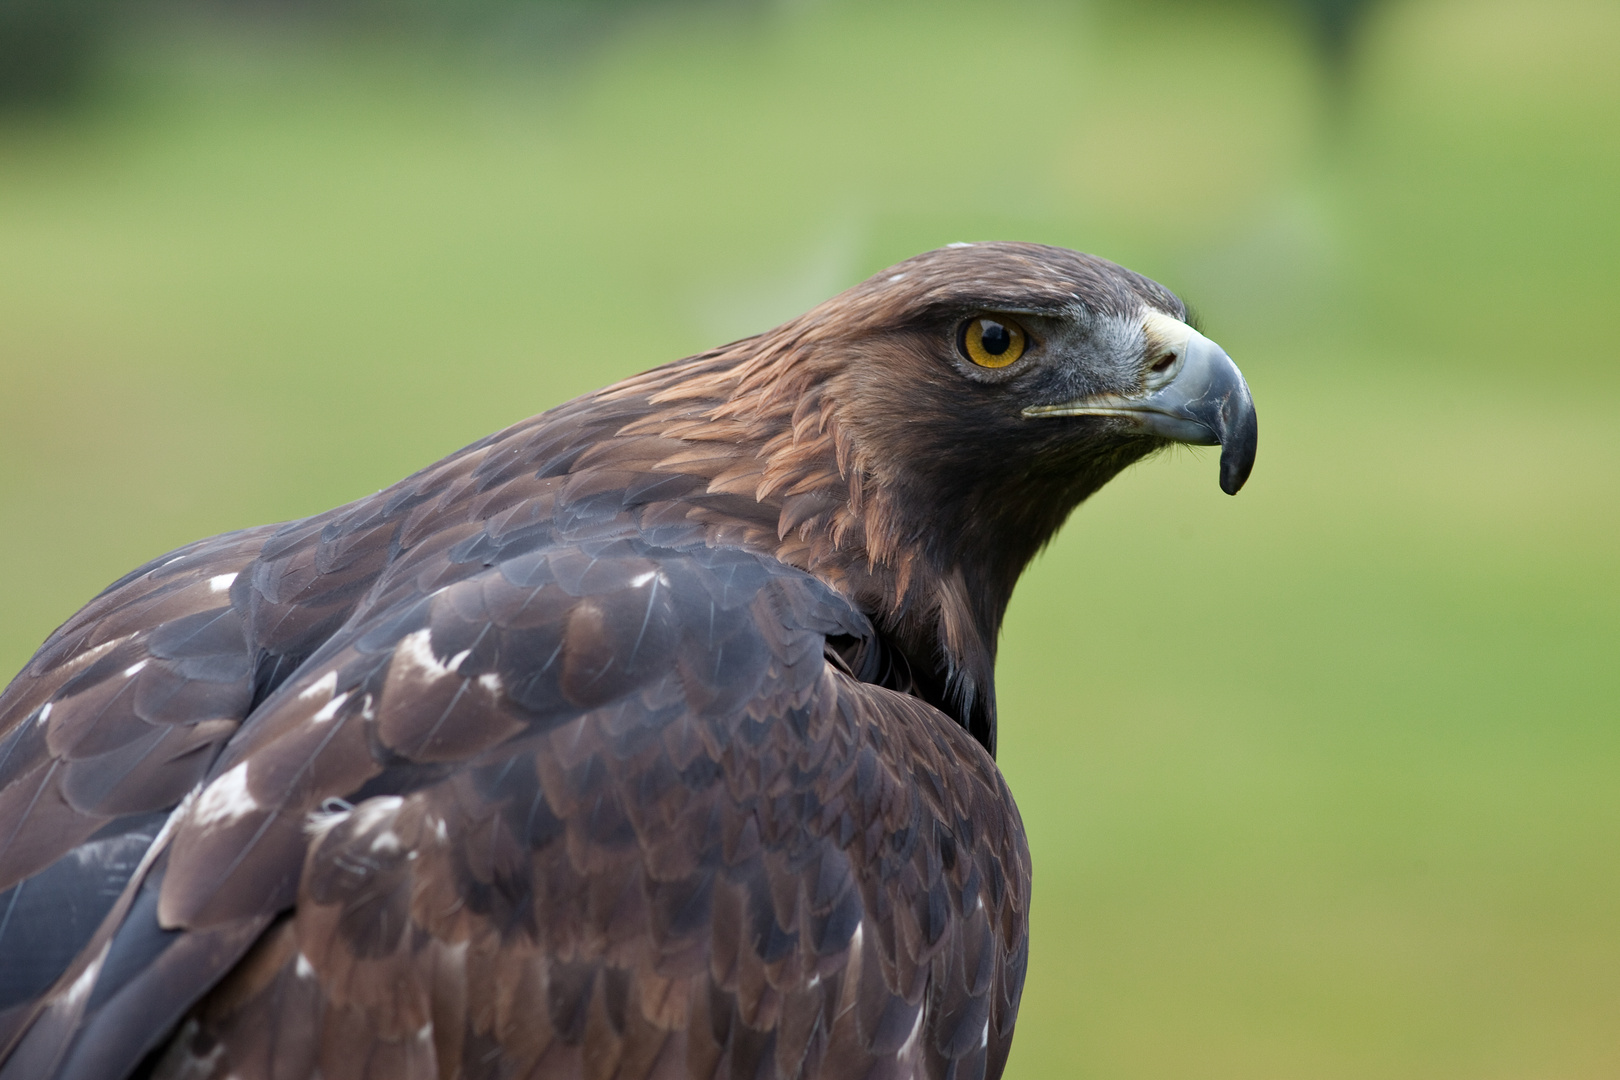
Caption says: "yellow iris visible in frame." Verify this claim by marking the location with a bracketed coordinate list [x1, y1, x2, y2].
[960, 317, 1027, 368]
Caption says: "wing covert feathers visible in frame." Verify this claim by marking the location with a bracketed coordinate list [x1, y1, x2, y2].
[0, 334, 1032, 1079]
[152, 543, 1029, 1080]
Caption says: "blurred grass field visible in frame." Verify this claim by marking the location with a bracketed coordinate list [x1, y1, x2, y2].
[2, 0, 1618, 1076]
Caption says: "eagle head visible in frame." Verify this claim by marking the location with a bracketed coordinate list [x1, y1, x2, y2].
[806, 241, 1256, 531]
[621, 241, 1257, 752]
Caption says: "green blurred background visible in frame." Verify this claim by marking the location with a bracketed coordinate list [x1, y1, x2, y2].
[1, 0, 1617, 1075]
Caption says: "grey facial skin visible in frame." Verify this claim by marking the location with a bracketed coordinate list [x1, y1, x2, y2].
[1023, 309, 1258, 495]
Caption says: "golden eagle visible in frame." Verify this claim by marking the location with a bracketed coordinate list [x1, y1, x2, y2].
[0, 243, 1255, 1080]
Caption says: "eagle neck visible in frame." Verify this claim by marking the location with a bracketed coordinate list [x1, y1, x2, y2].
[606, 338, 1007, 753]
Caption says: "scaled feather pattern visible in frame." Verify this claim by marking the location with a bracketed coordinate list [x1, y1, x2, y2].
[0, 243, 1256, 1080]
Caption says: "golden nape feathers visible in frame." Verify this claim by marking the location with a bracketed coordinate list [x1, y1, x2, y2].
[0, 243, 1253, 1080]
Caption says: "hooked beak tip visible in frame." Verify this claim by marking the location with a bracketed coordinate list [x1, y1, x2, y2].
[1216, 382, 1258, 495]
[1170, 330, 1257, 495]
[1022, 317, 1258, 494]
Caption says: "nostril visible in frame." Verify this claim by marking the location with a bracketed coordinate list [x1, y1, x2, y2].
[1150, 352, 1177, 373]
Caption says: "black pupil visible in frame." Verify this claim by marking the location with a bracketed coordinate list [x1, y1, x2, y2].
[979, 320, 1011, 355]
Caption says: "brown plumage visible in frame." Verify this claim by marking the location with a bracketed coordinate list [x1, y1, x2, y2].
[0, 242, 1256, 1080]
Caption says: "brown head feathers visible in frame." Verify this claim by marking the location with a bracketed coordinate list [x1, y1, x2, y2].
[0, 242, 1239, 1080]
[581, 242, 1191, 752]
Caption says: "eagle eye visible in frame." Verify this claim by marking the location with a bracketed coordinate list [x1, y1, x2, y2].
[958, 316, 1027, 369]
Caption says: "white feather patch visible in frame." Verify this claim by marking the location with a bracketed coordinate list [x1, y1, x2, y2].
[305, 797, 353, 839]
[311, 692, 349, 724]
[63, 942, 111, 1006]
[299, 671, 339, 701]
[352, 796, 405, 833]
[396, 628, 462, 679]
[193, 762, 259, 827]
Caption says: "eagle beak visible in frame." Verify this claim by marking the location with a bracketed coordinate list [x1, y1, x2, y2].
[1022, 321, 1258, 495]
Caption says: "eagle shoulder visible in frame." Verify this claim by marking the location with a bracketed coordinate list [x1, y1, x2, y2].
[142, 537, 1029, 1080]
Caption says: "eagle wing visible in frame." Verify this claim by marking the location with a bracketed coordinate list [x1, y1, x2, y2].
[0, 410, 599, 1063]
[0, 526, 276, 1054]
[1, 523, 1029, 1080]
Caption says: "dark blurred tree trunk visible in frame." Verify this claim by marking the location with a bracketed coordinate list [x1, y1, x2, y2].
[0, 0, 119, 105]
[1295, 0, 1376, 119]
